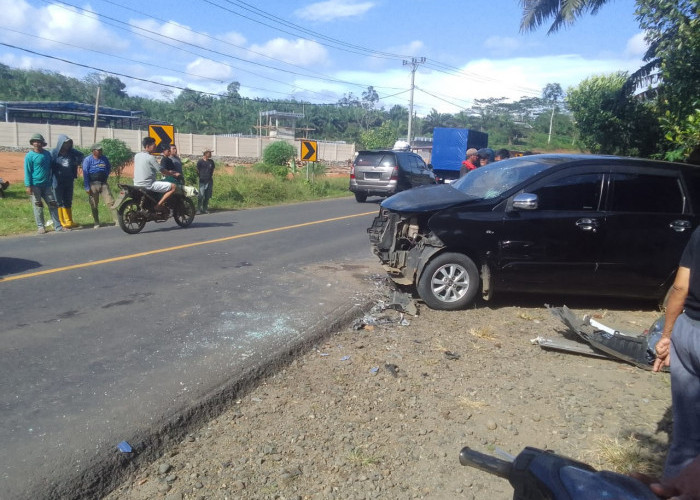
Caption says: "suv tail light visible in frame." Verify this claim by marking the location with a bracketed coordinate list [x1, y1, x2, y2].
[390, 166, 399, 180]
[350, 164, 355, 179]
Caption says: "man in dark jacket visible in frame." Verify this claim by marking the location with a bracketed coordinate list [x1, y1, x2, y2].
[51, 134, 83, 228]
[196, 149, 215, 214]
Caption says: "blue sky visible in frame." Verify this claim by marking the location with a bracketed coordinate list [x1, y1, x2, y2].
[0, 0, 647, 116]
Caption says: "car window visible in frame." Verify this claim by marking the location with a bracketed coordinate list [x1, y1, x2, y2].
[356, 153, 396, 168]
[610, 172, 684, 213]
[450, 158, 553, 199]
[683, 170, 700, 214]
[530, 173, 603, 211]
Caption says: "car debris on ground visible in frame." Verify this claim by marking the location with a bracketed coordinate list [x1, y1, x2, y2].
[532, 305, 668, 371]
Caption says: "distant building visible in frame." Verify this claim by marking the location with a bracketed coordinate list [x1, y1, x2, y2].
[0, 101, 145, 128]
[256, 110, 305, 140]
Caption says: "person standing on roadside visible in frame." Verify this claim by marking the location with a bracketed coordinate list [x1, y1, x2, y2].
[477, 148, 495, 167]
[494, 148, 510, 161]
[82, 143, 114, 229]
[24, 133, 65, 234]
[196, 149, 215, 214]
[459, 148, 479, 177]
[653, 225, 700, 481]
[51, 134, 83, 229]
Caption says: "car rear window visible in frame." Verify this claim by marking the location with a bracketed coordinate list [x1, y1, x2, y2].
[355, 153, 396, 168]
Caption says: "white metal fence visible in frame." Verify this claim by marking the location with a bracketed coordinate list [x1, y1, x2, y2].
[0, 122, 355, 161]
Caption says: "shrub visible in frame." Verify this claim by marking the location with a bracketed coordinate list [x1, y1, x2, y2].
[252, 162, 288, 178]
[99, 139, 134, 176]
[263, 141, 296, 166]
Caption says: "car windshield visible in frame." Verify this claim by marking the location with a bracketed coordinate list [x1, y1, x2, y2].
[450, 157, 558, 199]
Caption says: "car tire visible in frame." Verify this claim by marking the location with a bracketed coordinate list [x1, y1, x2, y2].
[417, 253, 479, 310]
[354, 192, 367, 203]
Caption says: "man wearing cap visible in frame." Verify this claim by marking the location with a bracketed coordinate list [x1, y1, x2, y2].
[133, 137, 176, 212]
[82, 143, 114, 229]
[196, 149, 215, 214]
[51, 134, 84, 228]
[24, 133, 65, 234]
[460, 148, 479, 177]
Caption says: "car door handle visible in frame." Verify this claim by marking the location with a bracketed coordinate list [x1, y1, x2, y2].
[576, 218, 599, 232]
[669, 220, 692, 232]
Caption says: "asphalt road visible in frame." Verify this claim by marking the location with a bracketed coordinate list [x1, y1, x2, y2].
[0, 197, 382, 499]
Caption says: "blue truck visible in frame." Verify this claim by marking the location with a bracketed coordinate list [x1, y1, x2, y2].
[429, 127, 488, 183]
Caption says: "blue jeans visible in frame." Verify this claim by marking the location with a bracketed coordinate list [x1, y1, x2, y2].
[30, 185, 62, 229]
[198, 181, 212, 212]
[665, 313, 700, 478]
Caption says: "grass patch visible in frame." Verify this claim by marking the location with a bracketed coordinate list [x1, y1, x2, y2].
[347, 446, 381, 466]
[0, 165, 351, 236]
[583, 435, 660, 475]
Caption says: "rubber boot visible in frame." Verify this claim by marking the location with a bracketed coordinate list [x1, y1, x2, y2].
[58, 207, 67, 228]
[64, 207, 79, 229]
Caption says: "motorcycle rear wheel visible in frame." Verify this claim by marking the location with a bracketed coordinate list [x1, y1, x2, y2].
[174, 197, 196, 228]
[118, 200, 147, 234]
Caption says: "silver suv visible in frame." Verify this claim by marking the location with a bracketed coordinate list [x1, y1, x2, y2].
[349, 150, 436, 203]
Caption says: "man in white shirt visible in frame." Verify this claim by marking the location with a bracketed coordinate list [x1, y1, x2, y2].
[133, 137, 177, 211]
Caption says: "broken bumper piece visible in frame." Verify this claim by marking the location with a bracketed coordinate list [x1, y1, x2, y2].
[537, 305, 668, 372]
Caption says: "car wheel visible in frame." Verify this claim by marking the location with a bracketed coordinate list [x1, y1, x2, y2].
[354, 192, 367, 203]
[417, 253, 479, 310]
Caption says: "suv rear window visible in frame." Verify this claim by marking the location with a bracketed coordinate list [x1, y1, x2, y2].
[355, 153, 396, 168]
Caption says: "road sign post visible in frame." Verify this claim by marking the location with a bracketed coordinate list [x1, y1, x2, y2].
[300, 140, 318, 163]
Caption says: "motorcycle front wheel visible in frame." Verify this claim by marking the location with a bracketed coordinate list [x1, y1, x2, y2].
[118, 200, 147, 234]
[174, 197, 196, 228]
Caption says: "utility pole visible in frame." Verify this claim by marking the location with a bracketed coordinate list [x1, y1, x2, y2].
[403, 57, 425, 148]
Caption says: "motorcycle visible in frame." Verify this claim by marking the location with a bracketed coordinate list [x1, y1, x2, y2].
[460, 446, 658, 500]
[115, 183, 197, 234]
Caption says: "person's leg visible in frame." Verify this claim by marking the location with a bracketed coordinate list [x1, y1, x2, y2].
[197, 182, 205, 212]
[63, 182, 78, 228]
[41, 186, 64, 230]
[203, 182, 212, 212]
[89, 182, 101, 227]
[157, 182, 176, 208]
[664, 313, 700, 478]
[30, 187, 46, 231]
[98, 183, 117, 222]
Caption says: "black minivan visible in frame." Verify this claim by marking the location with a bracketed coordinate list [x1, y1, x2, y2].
[368, 154, 700, 310]
[349, 150, 436, 202]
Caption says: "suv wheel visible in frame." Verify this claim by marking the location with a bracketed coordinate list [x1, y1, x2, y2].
[417, 253, 479, 310]
[354, 192, 368, 203]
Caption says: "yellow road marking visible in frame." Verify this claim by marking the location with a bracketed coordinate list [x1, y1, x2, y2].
[1, 211, 377, 283]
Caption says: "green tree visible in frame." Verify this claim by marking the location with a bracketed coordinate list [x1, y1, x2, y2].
[360, 122, 397, 150]
[542, 83, 563, 144]
[566, 73, 659, 156]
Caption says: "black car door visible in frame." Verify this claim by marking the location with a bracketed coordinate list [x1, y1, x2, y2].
[598, 165, 694, 298]
[496, 165, 606, 294]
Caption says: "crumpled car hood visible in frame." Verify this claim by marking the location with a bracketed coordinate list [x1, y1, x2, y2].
[380, 184, 469, 213]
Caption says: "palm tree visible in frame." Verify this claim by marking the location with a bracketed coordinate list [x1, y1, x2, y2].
[519, 0, 611, 34]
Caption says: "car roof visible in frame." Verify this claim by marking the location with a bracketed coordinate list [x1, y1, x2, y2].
[499, 153, 697, 171]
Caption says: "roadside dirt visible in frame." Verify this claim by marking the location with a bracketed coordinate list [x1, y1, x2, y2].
[105, 273, 672, 500]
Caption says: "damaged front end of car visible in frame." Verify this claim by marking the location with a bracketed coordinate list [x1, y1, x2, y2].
[367, 208, 445, 286]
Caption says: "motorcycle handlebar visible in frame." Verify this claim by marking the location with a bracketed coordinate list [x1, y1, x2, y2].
[459, 447, 512, 479]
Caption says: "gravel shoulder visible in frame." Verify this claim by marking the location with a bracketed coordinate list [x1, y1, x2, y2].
[105, 275, 672, 500]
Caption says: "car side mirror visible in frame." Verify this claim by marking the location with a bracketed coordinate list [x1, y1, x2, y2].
[427, 163, 434, 170]
[512, 193, 538, 210]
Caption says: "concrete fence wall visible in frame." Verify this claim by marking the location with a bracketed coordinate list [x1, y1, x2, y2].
[0, 122, 355, 162]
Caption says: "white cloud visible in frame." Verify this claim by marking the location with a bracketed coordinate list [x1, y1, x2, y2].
[0, 0, 127, 52]
[186, 58, 232, 80]
[294, 0, 374, 22]
[483, 36, 522, 54]
[248, 38, 328, 66]
[625, 32, 648, 58]
[130, 19, 210, 46]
